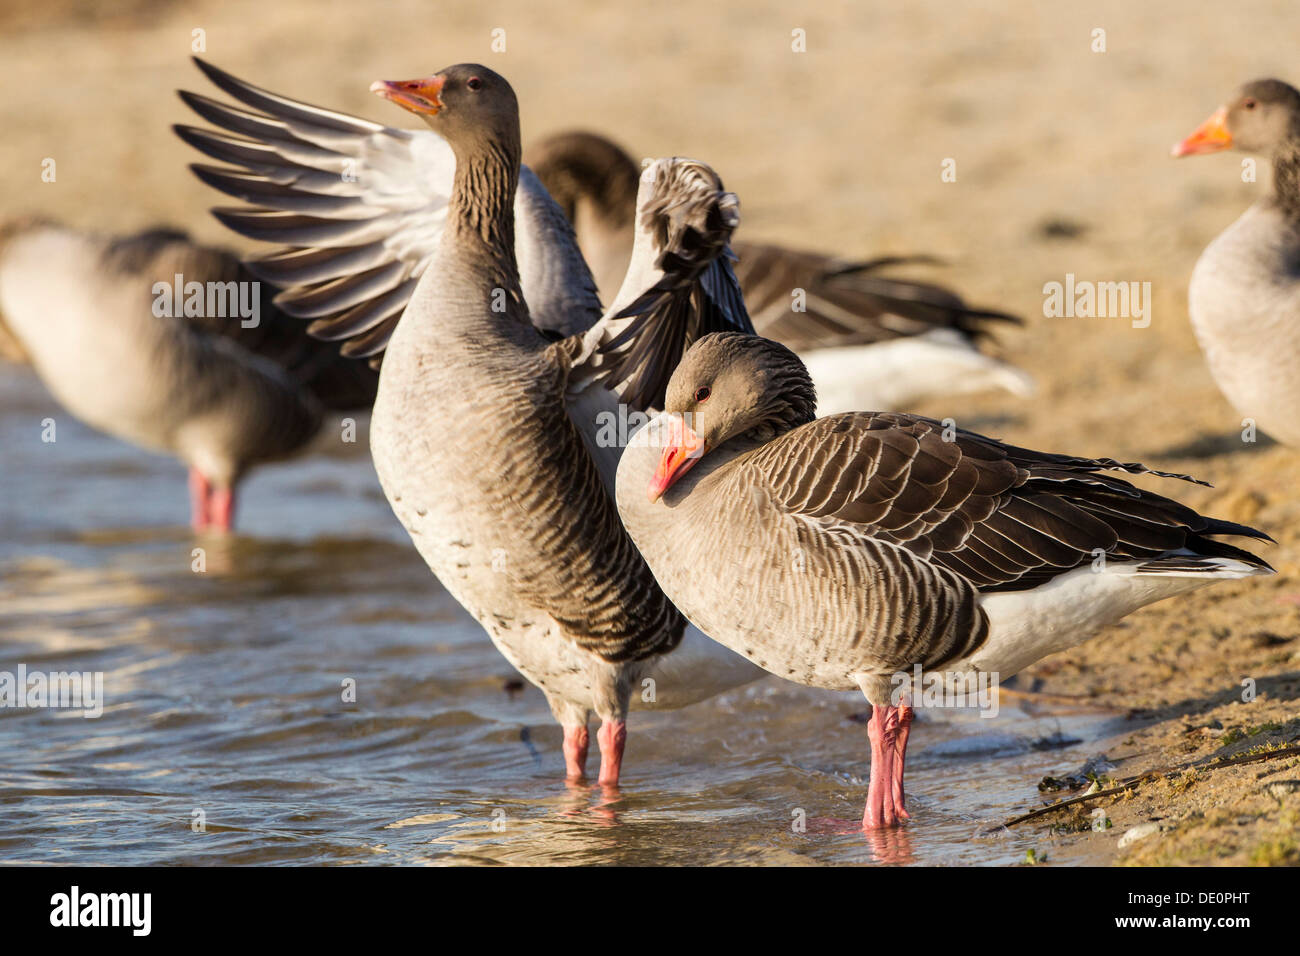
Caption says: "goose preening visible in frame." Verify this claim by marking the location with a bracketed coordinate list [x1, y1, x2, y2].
[615, 332, 1273, 828]
[525, 131, 1034, 413]
[177, 59, 766, 784]
[1173, 79, 1300, 448]
[0, 218, 377, 531]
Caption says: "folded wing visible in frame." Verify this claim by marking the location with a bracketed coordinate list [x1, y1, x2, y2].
[742, 412, 1272, 592]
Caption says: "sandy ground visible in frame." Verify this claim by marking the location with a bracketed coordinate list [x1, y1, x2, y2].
[2, 0, 1298, 864]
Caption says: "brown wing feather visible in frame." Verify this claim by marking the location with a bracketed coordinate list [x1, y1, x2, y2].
[740, 412, 1272, 594]
[732, 241, 1021, 351]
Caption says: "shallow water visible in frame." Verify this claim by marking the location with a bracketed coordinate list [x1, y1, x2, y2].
[1, 366, 1120, 866]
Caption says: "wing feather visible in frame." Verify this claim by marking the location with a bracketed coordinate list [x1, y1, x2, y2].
[736, 412, 1271, 593]
[178, 58, 600, 368]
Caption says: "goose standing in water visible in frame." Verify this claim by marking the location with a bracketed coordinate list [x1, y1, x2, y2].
[1173, 79, 1300, 447]
[525, 131, 1034, 413]
[178, 59, 764, 784]
[0, 219, 377, 531]
[616, 332, 1273, 827]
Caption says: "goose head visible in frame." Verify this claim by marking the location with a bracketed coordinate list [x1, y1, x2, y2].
[648, 332, 817, 501]
[1173, 78, 1300, 158]
[370, 63, 519, 154]
[525, 131, 641, 225]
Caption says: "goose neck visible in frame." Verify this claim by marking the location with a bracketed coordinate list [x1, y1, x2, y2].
[1271, 148, 1300, 221]
[448, 136, 521, 276]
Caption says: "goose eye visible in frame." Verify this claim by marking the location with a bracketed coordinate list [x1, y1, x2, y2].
[467, 77, 483, 91]
[1244, 98, 1257, 110]
[694, 386, 711, 403]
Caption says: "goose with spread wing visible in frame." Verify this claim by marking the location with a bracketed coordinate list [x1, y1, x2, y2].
[616, 332, 1272, 827]
[525, 130, 1034, 413]
[178, 59, 764, 785]
[0, 218, 377, 531]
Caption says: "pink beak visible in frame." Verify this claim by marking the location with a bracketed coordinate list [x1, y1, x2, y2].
[647, 417, 706, 502]
[1172, 107, 1233, 157]
[369, 75, 446, 116]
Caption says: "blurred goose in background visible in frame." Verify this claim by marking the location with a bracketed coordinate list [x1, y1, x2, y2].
[525, 131, 1034, 413]
[616, 332, 1273, 828]
[1173, 78, 1300, 448]
[0, 218, 377, 531]
[178, 59, 765, 785]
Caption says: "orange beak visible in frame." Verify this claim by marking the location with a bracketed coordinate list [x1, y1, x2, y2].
[647, 416, 706, 502]
[370, 75, 445, 116]
[1172, 107, 1232, 157]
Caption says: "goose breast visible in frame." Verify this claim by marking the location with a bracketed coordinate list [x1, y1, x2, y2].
[1189, 203, 1300, 445]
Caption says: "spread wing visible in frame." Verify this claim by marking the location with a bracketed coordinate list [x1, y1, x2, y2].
[176, 57, 600, 367]
[566, 158, 754, 412]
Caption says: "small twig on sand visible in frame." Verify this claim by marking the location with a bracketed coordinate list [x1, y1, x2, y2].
[987, 742, 1300, 832]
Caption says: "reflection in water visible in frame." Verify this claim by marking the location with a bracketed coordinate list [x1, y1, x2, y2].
[864, 826, 917, 866]
[0, 368, 1119, 865]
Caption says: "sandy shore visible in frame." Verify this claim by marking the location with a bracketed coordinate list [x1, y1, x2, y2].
[3, 0, 1298, 864]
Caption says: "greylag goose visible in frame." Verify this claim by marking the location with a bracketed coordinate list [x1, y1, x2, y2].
[525, 131, 1034, 413]
[615, 332, 1273, 828]
[1173, 79, 1300, 447]
[0, 217, 377, 531]
[177, 59, 764, 784]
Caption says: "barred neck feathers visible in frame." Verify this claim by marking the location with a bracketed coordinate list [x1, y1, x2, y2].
[1270, 149, 1300, 221]
[449, 133, 521, 274]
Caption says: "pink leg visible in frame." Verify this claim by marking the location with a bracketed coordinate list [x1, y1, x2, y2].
[864, 708, 895, 828]
[864, 704, 911, 829]
[891, 705, 914, 820]
[188, 468, 211, 531]
[208, 486, 235, 532]
[562, 724, 590, 780]
[596, 719, 626, 787]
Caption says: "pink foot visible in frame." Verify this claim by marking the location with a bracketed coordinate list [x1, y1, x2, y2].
[596, 719, 626, 788]
[863, 704, 913, 830]
[562, 724, 590, 781]
[208, 486, 235, 532]
[189, 468, 212, 531]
